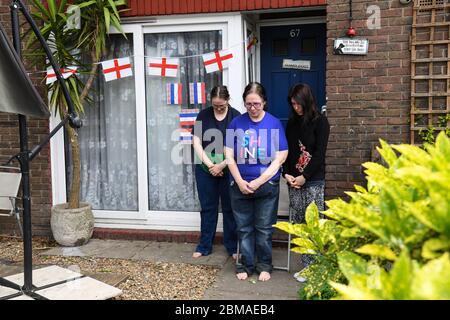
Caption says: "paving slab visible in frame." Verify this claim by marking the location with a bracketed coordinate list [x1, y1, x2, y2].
[3, 265, 85, 288]
[9, 294, 35, 300]
[1, 266, 122, 300]
[202, 248, 302, 300]
[43, 239, 149, 259]
[0, 263, 128, 289]
[133, 242, 229, 267]
[0, 285, 19, 298]
[37, 276, 122, 300]
[84, 272, 128, 287]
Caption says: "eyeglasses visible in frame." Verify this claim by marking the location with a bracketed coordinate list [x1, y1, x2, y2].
[245, 102, 263, 109]
[212, 103, 228, 109]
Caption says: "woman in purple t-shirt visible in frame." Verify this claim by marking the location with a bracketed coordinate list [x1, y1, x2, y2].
[225, 82, 288, 281]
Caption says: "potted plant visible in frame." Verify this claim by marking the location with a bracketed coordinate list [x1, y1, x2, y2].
[26, 0, 127, 246]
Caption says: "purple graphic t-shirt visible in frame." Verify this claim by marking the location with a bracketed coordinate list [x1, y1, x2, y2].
[226, 112, 288, 182]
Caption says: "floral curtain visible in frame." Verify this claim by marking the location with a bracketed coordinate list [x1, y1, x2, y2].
[76, 34, 138, 211]
[145, 30, 222, 211]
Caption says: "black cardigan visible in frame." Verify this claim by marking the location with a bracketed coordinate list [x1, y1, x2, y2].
[282, 114, 330, 182]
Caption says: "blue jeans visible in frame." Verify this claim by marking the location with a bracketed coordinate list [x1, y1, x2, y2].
[195, 165, 237, 256]
[230, 180, 280, 275]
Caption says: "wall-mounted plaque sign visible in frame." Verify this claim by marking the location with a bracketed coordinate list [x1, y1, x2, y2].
[282, 59, 311, 70]
[333, 38, 369, 55]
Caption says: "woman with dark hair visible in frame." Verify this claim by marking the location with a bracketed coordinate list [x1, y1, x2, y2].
[225, 82, 288, 281]
[192, 85, 241, 259]
[283, 83, 330, 276]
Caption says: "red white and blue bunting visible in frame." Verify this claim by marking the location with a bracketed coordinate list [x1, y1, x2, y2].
[41, 35, 259, 84]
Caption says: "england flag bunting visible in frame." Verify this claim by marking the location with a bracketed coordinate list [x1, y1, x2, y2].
[189, 82, 206, 105]
[148, 57, 179, 77]
[167, 83, 183, 105]
[202, 50, 233, 74]
[101, 57, 133, 82]
[46, 66, 78, 85]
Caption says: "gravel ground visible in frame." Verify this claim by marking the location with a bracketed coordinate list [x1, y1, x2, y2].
[0, 236, 220, 300]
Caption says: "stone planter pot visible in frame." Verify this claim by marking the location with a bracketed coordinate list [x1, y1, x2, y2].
[51, 202, 94, 247]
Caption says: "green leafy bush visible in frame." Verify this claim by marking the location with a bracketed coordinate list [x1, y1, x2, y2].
[331, 250, 450, 300]
[418, 113, 450, 145]
[275, 132, 450, 300]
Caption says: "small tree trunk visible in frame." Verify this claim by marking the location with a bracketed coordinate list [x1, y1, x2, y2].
[65, 51, 98, 209]
[65, 114, 81, 209]
[80, 51, 99, 103]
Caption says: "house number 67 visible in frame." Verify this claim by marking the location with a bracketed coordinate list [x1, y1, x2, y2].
[290, 29, 300, 37]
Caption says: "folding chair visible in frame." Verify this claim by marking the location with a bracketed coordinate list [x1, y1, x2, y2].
[272, 207, 293, 272]
[0, 166, 23, 236]
[235, 207, 293, 272]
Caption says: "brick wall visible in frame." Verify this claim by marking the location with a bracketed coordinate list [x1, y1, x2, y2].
[0, 0, 52, 236]
[326, 0, 412, 198]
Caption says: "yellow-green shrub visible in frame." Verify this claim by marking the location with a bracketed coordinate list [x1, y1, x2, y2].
[275, 132, 450, 300]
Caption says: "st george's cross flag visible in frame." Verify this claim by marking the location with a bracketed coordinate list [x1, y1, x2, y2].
[202, 50, 233, 73]
[148, 57, 179, 77]
[101, 57, 133, 82]
[167, 83, 183, 105]
[46, 66, 78, 85]
[189, 82, 206, 105]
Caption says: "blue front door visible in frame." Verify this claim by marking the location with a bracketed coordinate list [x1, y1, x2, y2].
[260, 24, 326, 128]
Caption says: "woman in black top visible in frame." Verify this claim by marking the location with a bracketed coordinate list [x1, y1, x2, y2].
[283, 83, 330, 223]
[192, 85, 241, 258]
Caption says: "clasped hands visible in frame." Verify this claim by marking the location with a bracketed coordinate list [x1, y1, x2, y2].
[236, 179, 263, 194]
[208, 163, 226, 177]
[284, 174, 306, 189]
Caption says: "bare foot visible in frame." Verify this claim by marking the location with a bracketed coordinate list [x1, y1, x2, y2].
[258, 271, 271, 282]
[192, 252, 202, 258]
[236, 272, 248, 280]
[232, 253, 238, 260]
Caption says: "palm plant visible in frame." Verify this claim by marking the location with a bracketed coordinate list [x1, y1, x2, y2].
[25, 0, 127, 209]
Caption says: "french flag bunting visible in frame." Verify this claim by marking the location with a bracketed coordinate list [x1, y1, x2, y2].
[179, 109, 199, 127]
[46, 66, 78, 85]
[202, 50, 233, 74]
[179, 128, 193, 144]
[189, 82, 206, 105]
[101, 57, 133, 82]
[148, 57, 179, 77]
[167, 83, 183, 105]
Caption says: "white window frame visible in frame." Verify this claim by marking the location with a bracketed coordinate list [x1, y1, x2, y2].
[50, 13, 245, 231]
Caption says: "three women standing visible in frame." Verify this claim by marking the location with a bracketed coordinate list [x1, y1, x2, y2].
[192, 85, 241, 258]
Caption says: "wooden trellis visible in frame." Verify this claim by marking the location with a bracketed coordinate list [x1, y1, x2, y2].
[410, 0, 450, 144]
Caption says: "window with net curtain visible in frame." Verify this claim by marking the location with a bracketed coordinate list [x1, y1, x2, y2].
[74, 34, 138, 211]
[145, 30, 222, 212]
